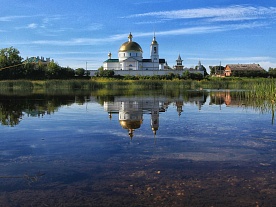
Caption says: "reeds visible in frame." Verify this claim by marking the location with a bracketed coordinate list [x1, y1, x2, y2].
[0, 78, 275, 98]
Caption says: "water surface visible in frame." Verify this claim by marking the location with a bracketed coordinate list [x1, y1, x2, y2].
[0, 90, 275, 207]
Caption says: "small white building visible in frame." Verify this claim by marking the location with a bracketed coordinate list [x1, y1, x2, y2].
[103, 32, 166, 71]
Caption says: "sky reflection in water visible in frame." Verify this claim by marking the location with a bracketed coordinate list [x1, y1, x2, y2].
[0, 90, 275, 206]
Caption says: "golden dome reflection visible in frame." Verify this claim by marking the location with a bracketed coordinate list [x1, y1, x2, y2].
[119, 120, 143, 139]
[119, 120, 142, 130]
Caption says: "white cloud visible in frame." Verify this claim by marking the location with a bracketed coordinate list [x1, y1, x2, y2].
[127, 5, 276, 22]
[0, 15, 31, 22]
[23, 21, 266, 46]
[27, 23, 38, 29]
[258, 61, 276, 70]
[86, 23, 104, 31]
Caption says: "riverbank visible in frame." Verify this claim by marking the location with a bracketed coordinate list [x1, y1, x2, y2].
[0, 78, 275, 99]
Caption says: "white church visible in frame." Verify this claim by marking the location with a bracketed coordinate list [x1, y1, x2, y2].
[103, 32, 165, 71]
[89, 32, 204, 76]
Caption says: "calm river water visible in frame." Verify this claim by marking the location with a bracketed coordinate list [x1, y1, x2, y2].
[0, 90, 275, 207]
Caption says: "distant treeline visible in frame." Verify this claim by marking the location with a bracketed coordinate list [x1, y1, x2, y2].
[0, 47, 89, 80]
[1, 47, 276, 80]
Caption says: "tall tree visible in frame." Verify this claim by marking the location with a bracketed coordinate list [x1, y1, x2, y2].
[45, 60, 61, 79]
[75, 68, 85, 76]
[0, 47, 22, 68]
[209, 65, 225, 76]
[0, 47, 23, 79]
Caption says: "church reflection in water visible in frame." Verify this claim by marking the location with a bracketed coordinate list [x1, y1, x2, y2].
[104, 95, 206, 139]
[3, 90, 266, 129]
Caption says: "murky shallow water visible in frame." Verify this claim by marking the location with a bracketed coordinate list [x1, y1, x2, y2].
[0, 90, 275, 206]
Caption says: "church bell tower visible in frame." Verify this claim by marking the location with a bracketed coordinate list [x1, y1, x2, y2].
[150, 34, 159, 65]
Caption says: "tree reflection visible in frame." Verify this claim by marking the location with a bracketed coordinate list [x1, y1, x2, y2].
[1, 90, 274, 127]
[0, 94, 90, 126]
[209, 90, 275, 124]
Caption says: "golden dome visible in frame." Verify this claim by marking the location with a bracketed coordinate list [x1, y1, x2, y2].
[119, 120, 142, 130]
[119, 41, 143, 52]
[151, 36, 158, 45]
[151, 40, 158, 45]
[151, 32, 158, 45]
[119, 32, 143, 52]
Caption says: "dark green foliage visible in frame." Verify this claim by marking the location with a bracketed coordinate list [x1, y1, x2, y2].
[231, 70, 268, 78]
[0, 47, 75, 80]
[268, 67, 276, 78]
[0, 47, 23, 80]
[95, 68, 115, 77]
[118, 71, 203, 81]
[0, 47, 22, 68]
[209, 65, 225, 75]
[75, 68, 85, 76]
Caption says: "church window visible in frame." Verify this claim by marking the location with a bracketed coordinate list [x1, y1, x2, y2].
[124, 53, 125, 57]
[154, 47, 157, 53]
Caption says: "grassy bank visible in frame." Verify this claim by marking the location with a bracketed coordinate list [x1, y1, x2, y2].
[0, 78, 275, 99]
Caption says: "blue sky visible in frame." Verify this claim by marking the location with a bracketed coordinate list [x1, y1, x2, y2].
[1, 0, 276, 72]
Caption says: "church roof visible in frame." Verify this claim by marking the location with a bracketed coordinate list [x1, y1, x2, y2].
[104, 59, 119, 63]
[226, 64, 264, 71]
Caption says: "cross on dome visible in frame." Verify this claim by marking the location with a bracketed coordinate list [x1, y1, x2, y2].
[128, 32, 133, 42]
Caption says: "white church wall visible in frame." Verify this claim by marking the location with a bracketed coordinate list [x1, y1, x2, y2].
[103, 62, 120, 70]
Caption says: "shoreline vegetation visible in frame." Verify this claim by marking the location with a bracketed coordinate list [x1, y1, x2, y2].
[0, 77, 275, 100]
[0, 77, 275, 124]
[0, 77, 276, 88]
[0, 77, 274, 89]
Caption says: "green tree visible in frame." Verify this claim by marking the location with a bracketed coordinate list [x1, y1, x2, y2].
[190, 72, 204, 80]
[209, 66, 225, 76]
[0, 47, 23, 79]
[268, 67, 276, 78]
[45, 60, 61, 79]
[95, 66, 114, 77]
[60, 67, 75, 79]
[75, 68, 85, 76]
[182, 71, 191, 80]
[0, 47, 22, 68]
